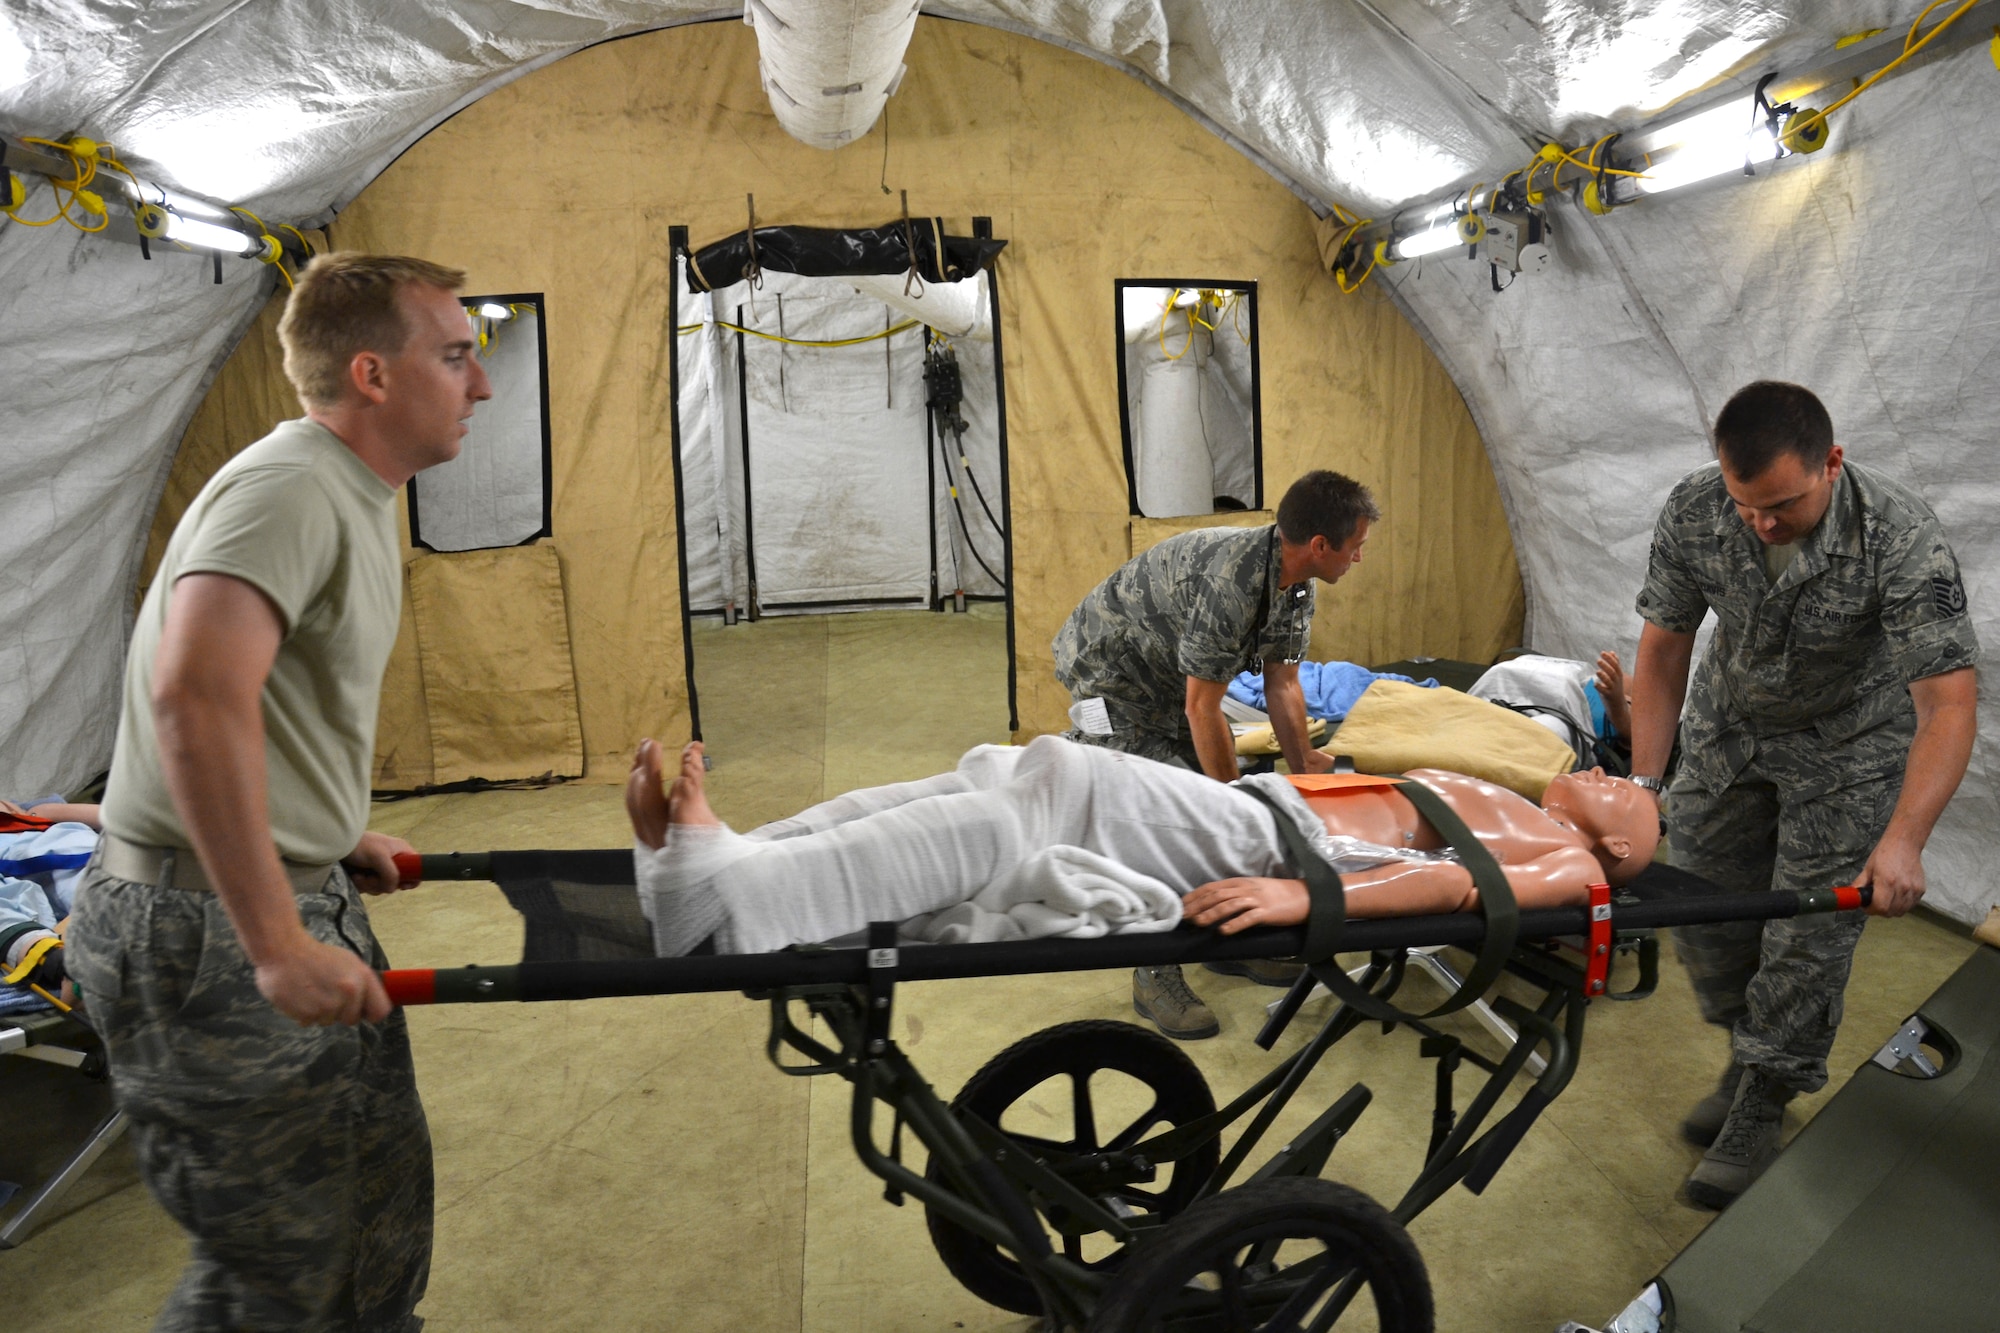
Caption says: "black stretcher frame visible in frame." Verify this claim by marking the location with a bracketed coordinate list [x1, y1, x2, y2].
[383, 851, 1865, 1330]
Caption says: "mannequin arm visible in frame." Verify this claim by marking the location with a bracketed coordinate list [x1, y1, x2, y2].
[1182, 842, 1604, 932]
[1183, 859, 1474, 932]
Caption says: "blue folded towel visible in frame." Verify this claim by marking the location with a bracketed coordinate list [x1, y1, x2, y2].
[1228, 661, 1439, 721]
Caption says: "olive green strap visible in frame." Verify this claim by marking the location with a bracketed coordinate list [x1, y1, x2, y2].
[1239, 778, 1519, 1021]
[1385, 777, 1519, 1019]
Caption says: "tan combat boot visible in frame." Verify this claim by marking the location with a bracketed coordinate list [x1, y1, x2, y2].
[1132, 964, 1219, 1040]
[1680, 1061, 1747, 1147]
[1681, 1067, 1793, 1210]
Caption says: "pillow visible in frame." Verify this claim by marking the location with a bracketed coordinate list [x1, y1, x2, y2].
[1324, 680, 1577, 800]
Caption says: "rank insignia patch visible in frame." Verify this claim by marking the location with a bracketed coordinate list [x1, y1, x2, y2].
[1931, 573, 1968, 618]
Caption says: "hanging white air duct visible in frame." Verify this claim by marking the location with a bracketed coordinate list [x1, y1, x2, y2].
[745, 0, 918, 150]
[846, 271, 991, 341]
[1136, 343, 1216, 519]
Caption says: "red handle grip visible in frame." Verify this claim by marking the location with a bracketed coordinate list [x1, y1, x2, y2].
[392, 852, 423, 886]
[380, 969, 436, 1006]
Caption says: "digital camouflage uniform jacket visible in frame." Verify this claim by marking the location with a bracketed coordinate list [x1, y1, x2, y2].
[1054, 524, 1314, 745]
[1635, 460, 1979, 795]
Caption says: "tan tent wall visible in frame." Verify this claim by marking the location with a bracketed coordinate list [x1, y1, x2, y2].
[153, 16, 1523, 786]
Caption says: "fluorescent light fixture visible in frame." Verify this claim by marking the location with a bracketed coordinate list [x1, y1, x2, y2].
[161, 211, 263, 256]
[1394, 224, 1463, 260]
[0, 11, 31, 96]
[474, 302, 514, 321]
[1627, 98, 1783, 196]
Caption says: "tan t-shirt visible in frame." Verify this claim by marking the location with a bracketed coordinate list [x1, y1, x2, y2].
[1762, 539, 1799, 584]
[104, 419, 401, 865]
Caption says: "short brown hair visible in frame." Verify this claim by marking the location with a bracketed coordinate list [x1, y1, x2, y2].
[1713, 381, 1834, 479]
[278, 252, 467, 408]
[1277, 470, 1379, 548]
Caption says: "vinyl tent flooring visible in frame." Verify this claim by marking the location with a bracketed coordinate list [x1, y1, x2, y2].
[2, 604, 1977, 1332]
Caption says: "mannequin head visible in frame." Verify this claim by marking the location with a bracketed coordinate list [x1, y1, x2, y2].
[1539, 768, 1660, 884]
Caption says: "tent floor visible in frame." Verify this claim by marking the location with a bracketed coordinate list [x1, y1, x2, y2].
[1, 608, 1978, 1331]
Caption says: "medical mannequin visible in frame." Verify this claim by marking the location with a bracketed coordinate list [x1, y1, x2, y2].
[625, 735, 1659, 957]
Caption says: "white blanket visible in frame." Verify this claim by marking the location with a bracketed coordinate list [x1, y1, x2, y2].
[902, 844, 1183, 945]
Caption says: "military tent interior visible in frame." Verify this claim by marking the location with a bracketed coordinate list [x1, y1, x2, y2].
[2, 3, 1996, 1330]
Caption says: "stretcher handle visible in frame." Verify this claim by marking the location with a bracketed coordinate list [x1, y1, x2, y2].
[388, 852, 495, 885]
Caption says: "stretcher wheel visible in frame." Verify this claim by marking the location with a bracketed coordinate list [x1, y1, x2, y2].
[1085, 1176, 1433, 1333]
[925, 1019, 1219, 1315]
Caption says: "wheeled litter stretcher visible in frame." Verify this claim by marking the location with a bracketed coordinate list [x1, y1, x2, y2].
[380, 847, 1869, 1333]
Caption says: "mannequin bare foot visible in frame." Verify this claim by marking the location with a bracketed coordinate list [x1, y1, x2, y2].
[627, 739, 671, 849]
[1595, 650, 1633, 738]
[667, 741, 720, 829]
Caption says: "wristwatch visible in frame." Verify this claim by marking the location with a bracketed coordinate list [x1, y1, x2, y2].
[1630, 775, 1666, 795]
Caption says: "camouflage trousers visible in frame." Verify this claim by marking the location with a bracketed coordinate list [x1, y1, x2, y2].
[64, 861, 432, 1333]
[1668, 757, 1900, 1094]
[1063, 694, 1201, 771]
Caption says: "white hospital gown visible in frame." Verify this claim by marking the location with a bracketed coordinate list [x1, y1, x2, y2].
[636, 736, 1431, 956]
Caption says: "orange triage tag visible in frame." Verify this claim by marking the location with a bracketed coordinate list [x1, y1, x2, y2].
[1283, 773, 1404, 794]
[0, 811, 55, 835]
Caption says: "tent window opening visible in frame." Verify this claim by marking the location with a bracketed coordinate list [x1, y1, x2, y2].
[407, 293, 553, 553]
[1115, 281, 1261, 518]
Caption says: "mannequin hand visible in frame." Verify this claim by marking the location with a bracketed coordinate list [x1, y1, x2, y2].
[626, 739, 670, 850]
[1857, 833, 1926, 916]
[1182, 877, 1310, 933]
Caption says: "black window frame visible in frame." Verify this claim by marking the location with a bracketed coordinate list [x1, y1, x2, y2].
[407, 291, 555, 552]
[1112, 277, 1264, 518]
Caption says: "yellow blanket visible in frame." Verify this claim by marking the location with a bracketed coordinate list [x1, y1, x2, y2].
[1324, 680, 1576, 800]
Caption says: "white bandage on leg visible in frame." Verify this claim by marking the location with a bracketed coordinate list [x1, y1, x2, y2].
[634, 823, 766, 956]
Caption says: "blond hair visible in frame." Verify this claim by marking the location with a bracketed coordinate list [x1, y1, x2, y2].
[278, 252, 467, 409]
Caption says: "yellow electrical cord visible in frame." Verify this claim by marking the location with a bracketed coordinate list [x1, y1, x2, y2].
[6, 137, 112, 229]
[1158, 288, 1195, 361]
[1787, 0, 1981, 140]
[674, 317, 922, 348]
[1324, 200, 1381, 294]
[227, 206, 297, 289]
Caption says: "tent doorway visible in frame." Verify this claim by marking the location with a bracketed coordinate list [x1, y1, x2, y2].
[669, 220, 1017, 750]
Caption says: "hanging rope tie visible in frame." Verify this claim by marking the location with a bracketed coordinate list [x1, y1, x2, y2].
[742, 193, 764, 290]
[899, 188, 925, 299]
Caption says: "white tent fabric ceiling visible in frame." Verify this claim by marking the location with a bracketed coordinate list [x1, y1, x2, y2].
[2, 3, 1995, 919]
